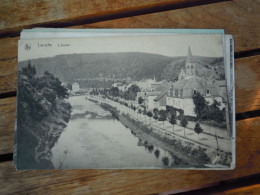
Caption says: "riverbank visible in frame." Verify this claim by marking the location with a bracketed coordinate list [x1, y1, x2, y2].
[120, 113, 210, 167]
[104, 103, 231, 167]
[87, 96, 232, 167]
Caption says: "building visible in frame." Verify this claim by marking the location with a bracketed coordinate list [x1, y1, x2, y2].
[177, 46, 219, 81]
[139, 91, 162, 111]
[72, 83, 80, 92]
[166, 76, 224, 116]
[153, 90, 168, 110]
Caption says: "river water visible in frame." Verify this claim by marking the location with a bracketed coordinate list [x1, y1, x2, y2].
[51, 95, 173, 168]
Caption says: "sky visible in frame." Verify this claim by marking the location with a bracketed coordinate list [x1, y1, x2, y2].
[18, 34, 224, 62]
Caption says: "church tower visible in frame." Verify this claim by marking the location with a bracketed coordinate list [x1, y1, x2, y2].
[185, 46, 196, 76]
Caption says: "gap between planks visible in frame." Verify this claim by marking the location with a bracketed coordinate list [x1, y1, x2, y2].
[0, 0, 230, 38]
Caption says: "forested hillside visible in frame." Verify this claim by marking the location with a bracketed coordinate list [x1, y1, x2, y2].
[16, 62, 71, 169]
[19, 52, 224, 86]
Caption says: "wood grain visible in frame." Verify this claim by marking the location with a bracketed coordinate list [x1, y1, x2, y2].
[0, 96, 15, 155]
[222, 184, 260, 195]
[73, 0, 260, 53]
[235, 56, 260, 114]
[0, 117, 259, 195]
[1, 1, 260, 51]
[0, 0, 225, 37]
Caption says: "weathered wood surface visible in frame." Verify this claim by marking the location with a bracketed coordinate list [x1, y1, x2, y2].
[1, 1, 260, 51]
[1, 0, 259, 52]
[0, 0, 259, 194]
[81, 0, 260, 53]
[0, 0, 225, 36]
[0, 117, 259, 194]
[235, 56, 260, 114]
[0, 96, 15, 155]
[222, 184, 260, 195]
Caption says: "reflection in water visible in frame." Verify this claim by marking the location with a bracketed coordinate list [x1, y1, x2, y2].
[52, 95, 180, 168]
[162, 157, 169, 166]
[154, 149, 160, 159]
[147, 145, 154, 153]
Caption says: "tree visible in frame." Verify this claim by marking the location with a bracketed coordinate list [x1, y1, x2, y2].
[180, 116, 188, 137]
[209, 100, 225, 123]
[17, 62, 71, 168]
[169, 114, 177, 133]
[110, 87, 119, 97]
[21, 61, 36, 79]
[138, 97, 144, 104]
[138, 109, 142, 116]
[124, 84, 141, 100]
[158, 110, 167, 128]
[192, 92, 207, 119]
[153, 108, 159, 124]
[147, 111, 153, 124]
[194, 122, 203, 140]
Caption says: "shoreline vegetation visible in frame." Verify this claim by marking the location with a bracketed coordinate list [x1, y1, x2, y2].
[16, 63, 71, 169]
[93, 99, 231, 168]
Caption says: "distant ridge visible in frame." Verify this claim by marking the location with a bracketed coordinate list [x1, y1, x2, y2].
[19, 52, 224, 85]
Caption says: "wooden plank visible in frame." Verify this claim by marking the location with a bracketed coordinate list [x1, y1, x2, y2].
[0, 117, 259, 195]
[76, 0, 260, 53]
[235, 56, 260, 114]
[0, 1, 260, 52]
[0, 97, 15, 155]
[222, 184, 260, 195]
[0, 0, 224, 36]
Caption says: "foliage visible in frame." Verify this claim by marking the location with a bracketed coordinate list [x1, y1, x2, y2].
[153, 108, 159, 120]
[110, 87, 119, 97]
[153, 108, 159, 115]
[192, 92, 207, 119]
[138, 109, 142, 114]
[194, 123, 203, 135]
[192, 92, 225, 124]
[123, 84, 141, 100]
[138, 96, 144, 104]
[158, 110, 167, 121]
[169, 114, 177, 125]
[180, 116, 188, 128]
[17, 62, 71, 169]
[89, 88, 99, 96]
[147, 111, 153, 118]
[154, 149, 160, 159]
[162, 157, 169, 166]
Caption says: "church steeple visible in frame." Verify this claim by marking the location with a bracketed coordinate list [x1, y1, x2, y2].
[186, 46, 192, 63]
[185, 46, 196, 76]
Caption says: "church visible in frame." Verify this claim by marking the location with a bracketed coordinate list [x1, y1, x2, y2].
[178, 47, 219, 81]
[164, 47, 225, 117]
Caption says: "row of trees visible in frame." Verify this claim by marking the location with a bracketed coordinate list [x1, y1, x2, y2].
[90, 84, 141, 101]
[89, 83, 204, 139]
[129, 105, 203, 139]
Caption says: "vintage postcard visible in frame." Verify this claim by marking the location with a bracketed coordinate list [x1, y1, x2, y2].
[16, 33, 234, 169]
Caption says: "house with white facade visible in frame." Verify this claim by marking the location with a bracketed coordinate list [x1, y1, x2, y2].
[166, 76, 224, 116]
[139, 91, 161, 111]
[72, 83, 80, 92]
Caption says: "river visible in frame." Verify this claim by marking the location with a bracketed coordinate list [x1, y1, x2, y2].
[51, 95, 174, 169]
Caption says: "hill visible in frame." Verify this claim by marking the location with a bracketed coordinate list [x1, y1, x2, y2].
[19, 52, 224, 86]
